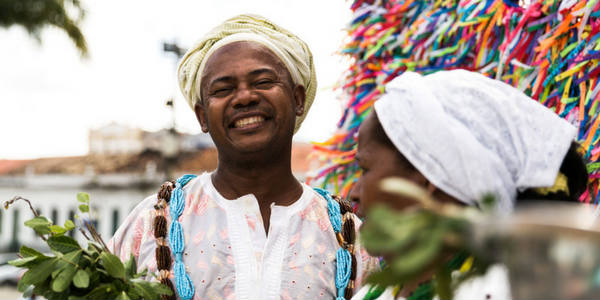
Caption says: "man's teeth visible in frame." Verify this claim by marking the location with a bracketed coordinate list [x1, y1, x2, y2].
[235, 116, 265, 128]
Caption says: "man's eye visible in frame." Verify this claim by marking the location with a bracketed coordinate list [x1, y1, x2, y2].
[212, 88, 232, 96]
[255, 80, 274, 88]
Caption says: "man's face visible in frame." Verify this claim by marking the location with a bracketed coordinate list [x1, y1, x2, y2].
[350, 112, 427, 216]
[196, 41, 305, 155]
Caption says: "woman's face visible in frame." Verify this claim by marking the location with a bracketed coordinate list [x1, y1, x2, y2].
[350, 112, 429, 216]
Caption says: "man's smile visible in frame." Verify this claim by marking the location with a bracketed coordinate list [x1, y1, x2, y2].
[234, 115, 265, 128]
[227, 111, 273, 133]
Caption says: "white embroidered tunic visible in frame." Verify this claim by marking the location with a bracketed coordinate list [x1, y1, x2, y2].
[109, 172, 379, 300]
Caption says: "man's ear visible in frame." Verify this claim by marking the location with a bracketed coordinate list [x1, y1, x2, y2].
[294, 85, 306, 116]
[194, 101, 209, 133]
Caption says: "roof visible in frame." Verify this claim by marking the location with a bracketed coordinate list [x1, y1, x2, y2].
[0, 143, 313, 176]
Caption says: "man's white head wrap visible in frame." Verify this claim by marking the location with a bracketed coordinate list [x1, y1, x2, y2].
[374, 70, 577, 213]
[177, 14, 317, 133]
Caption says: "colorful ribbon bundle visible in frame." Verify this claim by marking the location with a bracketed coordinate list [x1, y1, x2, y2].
[308, 0, 600, 205]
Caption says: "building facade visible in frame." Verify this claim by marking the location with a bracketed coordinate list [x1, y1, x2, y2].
[0, 188, 149, 253]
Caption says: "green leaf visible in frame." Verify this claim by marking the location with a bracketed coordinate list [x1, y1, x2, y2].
[95, 268, 108, 276]
[32, 225, 52, 235]
[50, 225, 67, 235]
[48, 236, 81, 253]
[32, 280, 52, 297]
[78, 204, 89, 213]
[84, 283, 115, 300]
[17, 275, 31, 292]
[134, 268, 148, 279]
[8, 256, 37, 267]
[51, 268, 62, 279]
[379, 177, 434, 205]
[360, 207, 431, 254]
[132, 281, 158, 299]
[388, 228, 444, 278]
[22, 286, 34, 298]
[126, 286, 143, 299]
[20, 245, 44, 258]
[366, 267, 406, 288]
[52, 264, 77, 292]
[124, 253, 137, 279]
[150, 281, 173, 296]
[73, 269, 90, 288]
[132, 280, 173, 298]
[24, 216, 52, 235]
[77, 192, 90, 203]
[99, 252, 125, 280]
[57, 250, 82, 267]
[435, 265, 453, 300]
[64, 220, 76, 230]
[115, 291, 132, 300]
[83, 246, 99, 259]
[20, 258, 57, 286]
[24, 216, 51, 228]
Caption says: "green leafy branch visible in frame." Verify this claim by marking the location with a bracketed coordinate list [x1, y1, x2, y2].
[4, 193, 172, 300]
[360, 178, 495, 300]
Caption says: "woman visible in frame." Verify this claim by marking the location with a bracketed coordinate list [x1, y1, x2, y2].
[350, 70, 589, 299]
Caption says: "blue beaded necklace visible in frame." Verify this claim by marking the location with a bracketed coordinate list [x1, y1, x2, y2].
[314, 187, 353, 300]
[168, 174, 197, 300]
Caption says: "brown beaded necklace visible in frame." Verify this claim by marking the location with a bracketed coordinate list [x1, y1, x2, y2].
[154, 180, 176, 300]
[335, 194, 358, 299]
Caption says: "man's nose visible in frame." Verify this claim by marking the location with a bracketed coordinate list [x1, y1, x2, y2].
[232, 85, 259, 108]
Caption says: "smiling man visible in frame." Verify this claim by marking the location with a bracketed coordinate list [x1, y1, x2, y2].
[109, 14, 378, 300]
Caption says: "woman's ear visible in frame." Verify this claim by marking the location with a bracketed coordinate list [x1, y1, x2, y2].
[426, 180, 437, 196]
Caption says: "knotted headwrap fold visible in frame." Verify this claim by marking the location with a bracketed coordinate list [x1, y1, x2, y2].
[374, 70, 577, 213]
[177, 14, 317, 133]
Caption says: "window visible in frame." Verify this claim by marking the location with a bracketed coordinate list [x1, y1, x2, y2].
[9, 210, 20, 252]
[68, 210, 76, 238]
[90, 206, 99, 234]
[111, 209, 120, 235]
[51, 208, 59, 225]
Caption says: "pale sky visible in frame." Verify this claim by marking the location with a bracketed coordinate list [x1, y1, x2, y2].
[0, 0, 352, 159]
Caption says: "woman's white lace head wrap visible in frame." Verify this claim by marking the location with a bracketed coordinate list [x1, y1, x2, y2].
[374, 70, 577, 213]
[177, 14, 317, 133]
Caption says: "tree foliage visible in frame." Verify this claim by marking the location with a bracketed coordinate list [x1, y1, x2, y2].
[0, 0, 88, 56]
